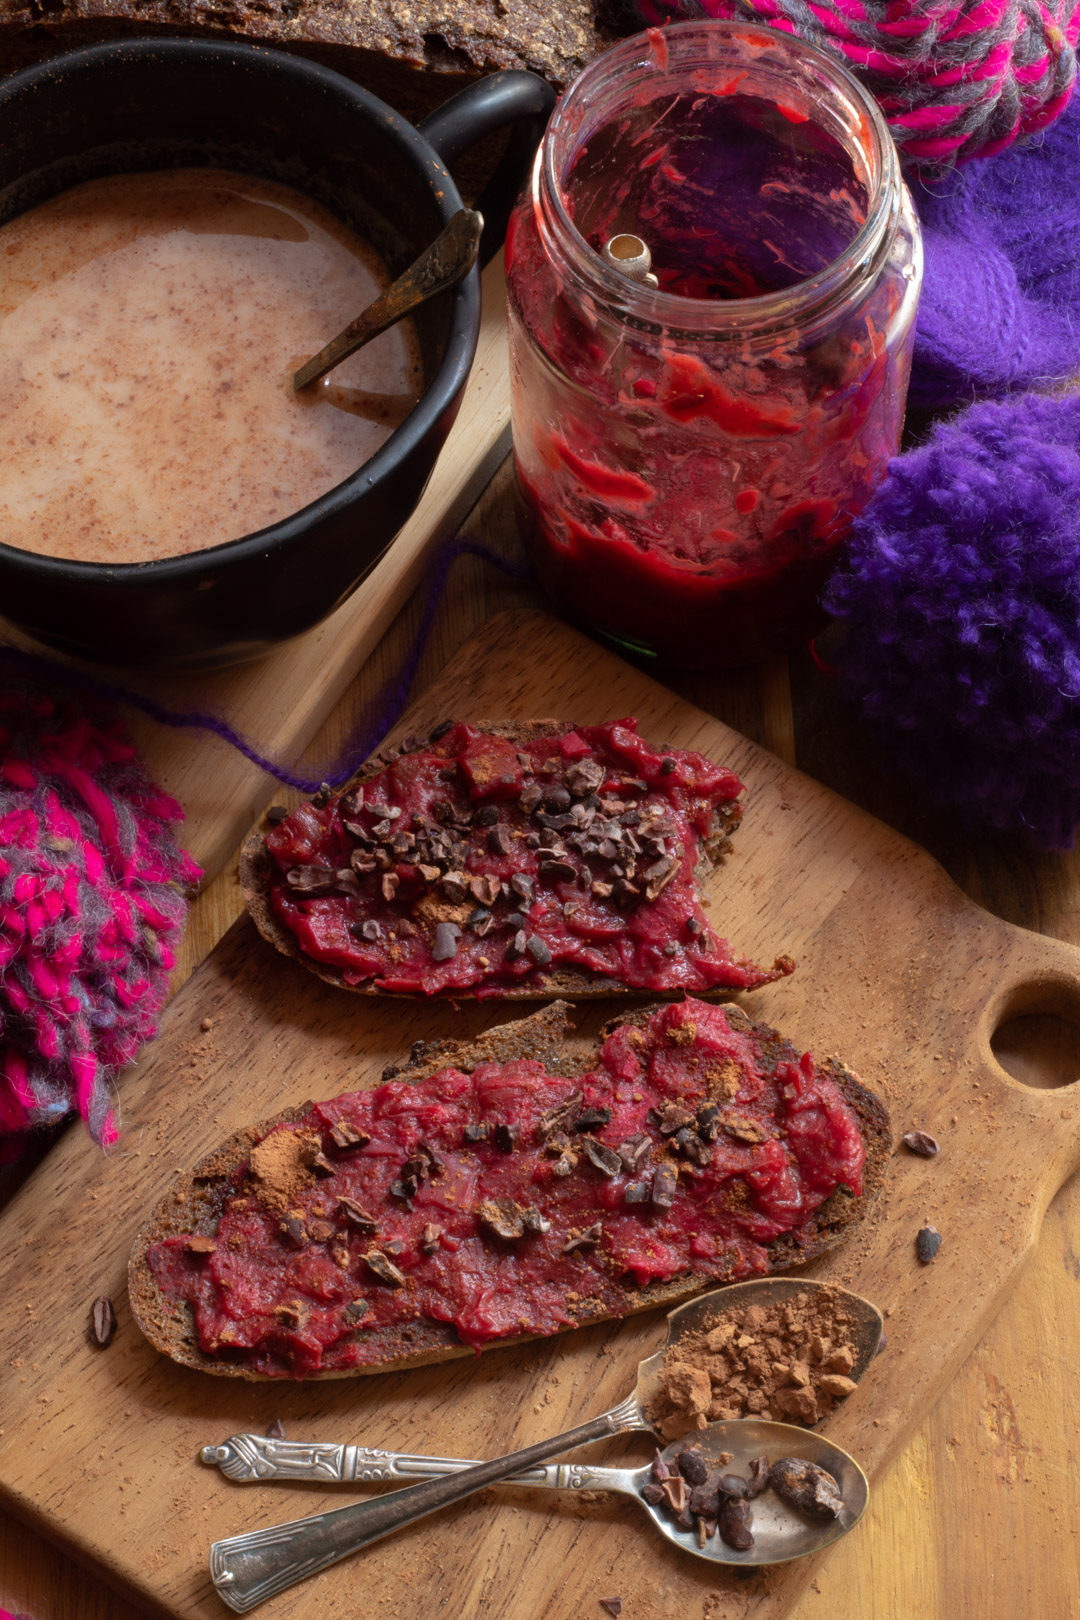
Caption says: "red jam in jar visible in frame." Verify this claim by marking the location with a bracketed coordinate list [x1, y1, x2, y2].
[506, 21, 923, 668]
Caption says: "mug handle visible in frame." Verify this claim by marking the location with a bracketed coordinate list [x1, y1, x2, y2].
[419, 70, 557, 264]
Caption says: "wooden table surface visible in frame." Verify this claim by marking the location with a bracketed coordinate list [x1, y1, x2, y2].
[2, 458, 1079, 1620]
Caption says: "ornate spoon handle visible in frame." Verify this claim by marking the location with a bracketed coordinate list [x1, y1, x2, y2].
[209, 1392, 645, 1613]
[202, 1434, 627, 1492]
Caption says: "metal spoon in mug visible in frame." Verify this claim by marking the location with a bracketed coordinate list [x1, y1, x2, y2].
[291, 207, 483, 393]
[204, 1420, 868, 1570]
[205, 1278, 881, 1611]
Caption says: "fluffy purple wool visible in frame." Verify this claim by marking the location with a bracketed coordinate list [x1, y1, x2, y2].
[911, 89, 1080, 408]
[823, 391, 1080, 849]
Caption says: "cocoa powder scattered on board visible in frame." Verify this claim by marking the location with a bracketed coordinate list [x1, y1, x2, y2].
[247, 1128, 320, 1215]
[649, 1286, 862, 1435]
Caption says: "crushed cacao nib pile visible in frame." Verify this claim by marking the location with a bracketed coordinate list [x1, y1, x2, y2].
[650, 1286, 862, 1433]
[146, 999, 867, 1376]
[262, 719, 795, 994]
[645, 1441, 844, 1550]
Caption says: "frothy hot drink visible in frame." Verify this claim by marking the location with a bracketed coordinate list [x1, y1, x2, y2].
[0, 169, 424, 564]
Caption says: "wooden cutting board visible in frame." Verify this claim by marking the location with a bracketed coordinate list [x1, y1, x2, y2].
[3, 608, 1080, 1620]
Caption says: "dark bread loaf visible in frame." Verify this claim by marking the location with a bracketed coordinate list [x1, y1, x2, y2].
[127, 998, 891, 1380]
[239, 719, 794, 1001]
[0, 0, 615, 120]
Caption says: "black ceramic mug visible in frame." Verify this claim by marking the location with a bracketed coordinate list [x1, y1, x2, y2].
[0, 39, 554, 667]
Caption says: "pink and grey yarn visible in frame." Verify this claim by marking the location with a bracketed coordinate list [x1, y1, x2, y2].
[620, 0, 1080, 165]
[0, 686, 199, 1151]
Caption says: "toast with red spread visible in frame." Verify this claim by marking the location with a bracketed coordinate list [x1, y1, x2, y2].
[128, 998, 890, 1380]
[240, 719, 794, 999]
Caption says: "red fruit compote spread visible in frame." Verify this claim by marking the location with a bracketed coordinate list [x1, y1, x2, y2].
[146, 1000, 870, 1376]
[260, 720, 793, 996]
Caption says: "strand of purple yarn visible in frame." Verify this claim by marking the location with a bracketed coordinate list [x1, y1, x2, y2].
[0, 539, 535, 794]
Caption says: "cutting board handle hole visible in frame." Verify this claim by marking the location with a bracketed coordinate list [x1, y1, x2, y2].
[990, 979, 1080, 1090]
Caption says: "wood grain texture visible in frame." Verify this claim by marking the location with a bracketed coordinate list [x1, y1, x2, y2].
[0, 254, 510, 887]
[3, 606, 1080, 1620]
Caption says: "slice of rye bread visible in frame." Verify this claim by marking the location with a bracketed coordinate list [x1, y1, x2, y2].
[127, 1000, 892, 1380]
[0, 0, 619, 124]
[239, 718, 786, 1002]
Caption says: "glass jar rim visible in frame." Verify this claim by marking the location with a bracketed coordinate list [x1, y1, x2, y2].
[534, 19, 902, 337]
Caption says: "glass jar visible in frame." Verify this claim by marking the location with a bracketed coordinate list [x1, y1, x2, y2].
[505, 21, 923, 668]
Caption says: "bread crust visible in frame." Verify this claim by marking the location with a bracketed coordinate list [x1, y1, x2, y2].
[239, 719, 774, 1002]
[127, 1001, 891, 1380]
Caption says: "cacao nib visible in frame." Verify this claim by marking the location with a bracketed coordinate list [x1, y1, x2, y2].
[266, 1418, 287, 1439]
[652, 1164, 678, 1209]
[337, 1197, 378, 1232]
[420, 1223, 443, 1253]
[695, 1102, 722, 1141]
[493, 1122, 519, 1153]
[916, 1224, 942, 1263]
[624, 1180, 650, 1204]
[432, 922, 460, 962]
[343, 1299, 370, 1327]
[581, 1136, 622, 1177]
[330, 1120, 371, 1153]
[903, 1130, 940, 1158]
[718, 1497, 754, 1550]
[768, 1457, 843, 1520]
[675, 1444, 710, 1486]
[574, 1106, 613, 1133]
[363, 1249, 406, 1287]
[265, 804, 289, 825]
[526, 933, 553, 965]
[285, 865, 338, 895]
[618, 1133, 651, 1171]
[463, 1122, 490, 1144]
[689, 1479, 722, 1518]
[90, 1295, 117, 1348]
[746, 1455, 771, 1499]
[562, 1222, 603, 1254]
[278, 1215, 308, 1248]
[477, 1198, 526, 1241]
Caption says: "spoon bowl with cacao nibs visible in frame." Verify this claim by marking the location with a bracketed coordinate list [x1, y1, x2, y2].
[204, 1421, 868, 1568]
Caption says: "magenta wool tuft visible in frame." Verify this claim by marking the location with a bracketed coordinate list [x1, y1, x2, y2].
[0, 687, 200, 1151]
[823, 390, 1080, 848]
[616, 0, 1080, 167]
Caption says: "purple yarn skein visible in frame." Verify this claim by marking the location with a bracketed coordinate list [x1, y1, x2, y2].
[911, 91, 1080, 408]
[823, 391, 1080, 849]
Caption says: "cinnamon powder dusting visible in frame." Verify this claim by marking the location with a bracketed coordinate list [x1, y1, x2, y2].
[248, 1129, 320, 1216]
[650, 1285, 862, 1436]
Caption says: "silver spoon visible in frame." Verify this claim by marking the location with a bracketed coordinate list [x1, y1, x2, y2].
[292, 207, 483, 393]
[203, 1421, 868, 1569]
[206, 1279, 880, 1611]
